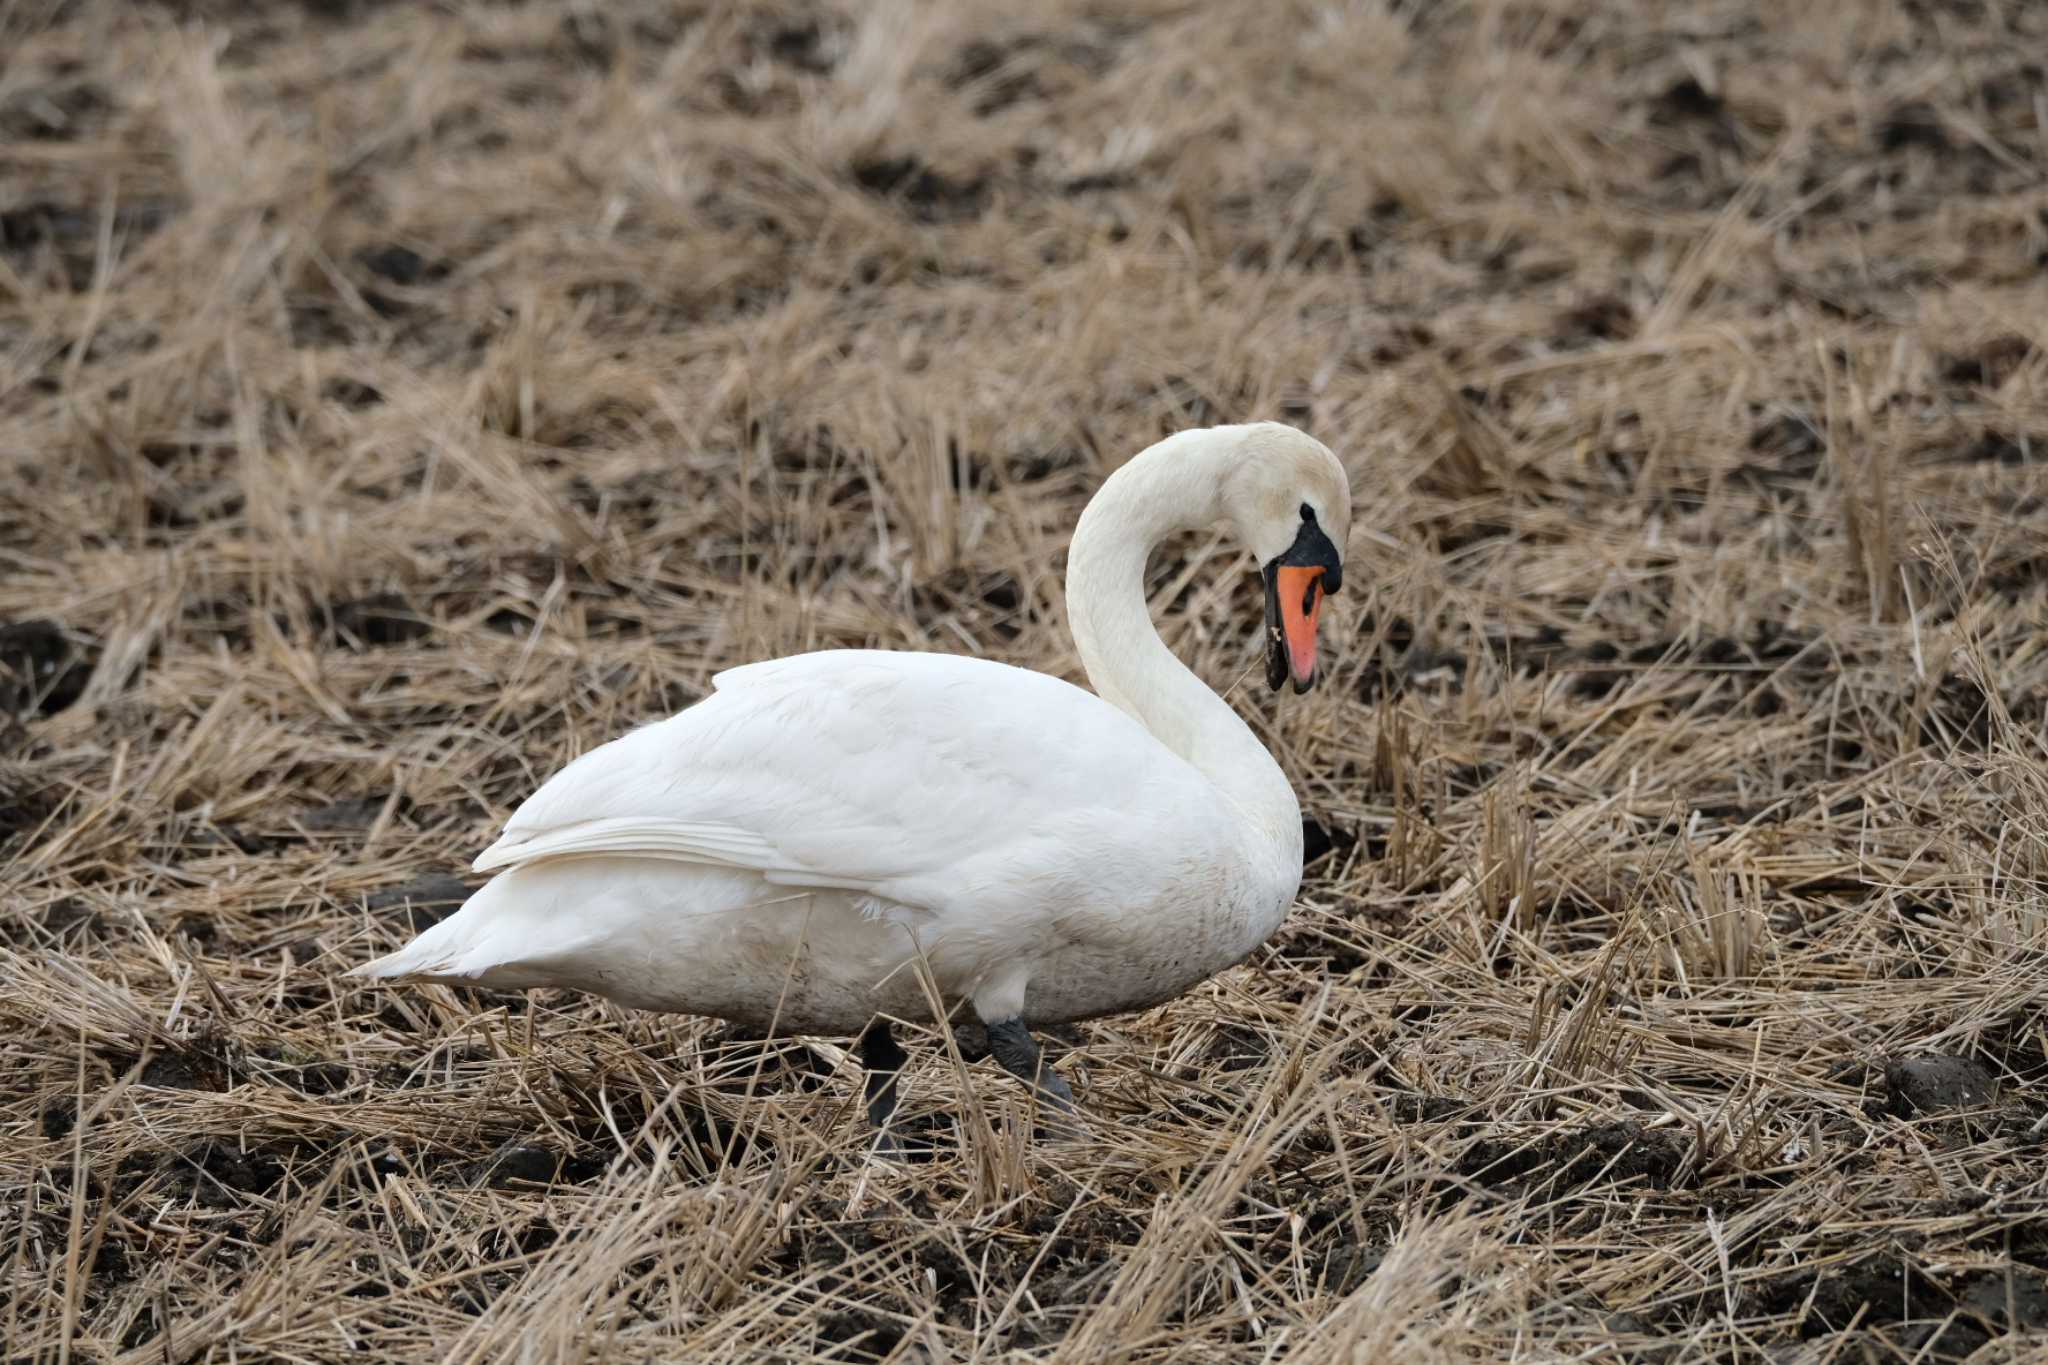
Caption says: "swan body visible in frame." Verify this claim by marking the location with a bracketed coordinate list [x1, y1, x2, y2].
[353, 422, 1352, 1123]
[378, 650, 1286, 1033]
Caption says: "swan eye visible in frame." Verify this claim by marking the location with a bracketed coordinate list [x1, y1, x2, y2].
[1299, 502, 1316, 523]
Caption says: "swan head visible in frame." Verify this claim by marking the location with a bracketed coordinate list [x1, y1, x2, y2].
[1215, 424, 1351, 695]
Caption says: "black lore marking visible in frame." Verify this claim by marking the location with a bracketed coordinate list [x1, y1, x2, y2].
[1268, 512, 1342, 591]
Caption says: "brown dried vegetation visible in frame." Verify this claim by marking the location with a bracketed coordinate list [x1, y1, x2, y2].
[4, 0, 2047, 1359]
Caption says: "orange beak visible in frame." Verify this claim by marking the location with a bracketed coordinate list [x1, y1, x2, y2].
[1268, 565, 1325, 693]
[1264, 500, 1343, 694]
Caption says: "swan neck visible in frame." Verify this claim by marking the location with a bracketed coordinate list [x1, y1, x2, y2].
[1064, 431, 1302, 869]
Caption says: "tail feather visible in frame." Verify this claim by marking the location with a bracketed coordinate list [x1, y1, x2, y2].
[350, 880, 502, 982]
[347, 918, 481, 982]
[346, 858, 761, 1003]
[347, 870, 597, 989]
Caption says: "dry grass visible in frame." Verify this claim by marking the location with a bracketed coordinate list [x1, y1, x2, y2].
[4, 0, 2047, 1359]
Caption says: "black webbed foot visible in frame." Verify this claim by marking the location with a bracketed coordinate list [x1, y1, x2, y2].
[984, 1017, 1088, 1140]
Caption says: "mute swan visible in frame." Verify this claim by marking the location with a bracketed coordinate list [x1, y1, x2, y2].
[351, 421, 1350, 1140]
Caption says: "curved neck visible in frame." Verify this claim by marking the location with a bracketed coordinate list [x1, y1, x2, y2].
[1064, 430, 1302, 867]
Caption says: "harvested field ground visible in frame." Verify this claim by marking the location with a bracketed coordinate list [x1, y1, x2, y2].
[4, 0, 2048, 1359]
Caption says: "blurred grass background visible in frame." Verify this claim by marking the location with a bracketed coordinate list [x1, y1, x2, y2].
[3, 0, 2046, 1359]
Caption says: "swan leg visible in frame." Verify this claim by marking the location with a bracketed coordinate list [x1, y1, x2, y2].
[857, 1019, 908, 1151]
[984, 1018, 1086, 1137]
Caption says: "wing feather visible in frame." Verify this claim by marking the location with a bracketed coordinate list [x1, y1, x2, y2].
[471, 649, 1223, 918]
[473, 817, 786, 875]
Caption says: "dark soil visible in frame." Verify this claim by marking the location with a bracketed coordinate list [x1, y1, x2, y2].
[0, 620, 94, 716]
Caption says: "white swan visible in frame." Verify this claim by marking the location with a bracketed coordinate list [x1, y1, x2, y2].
[351, 422, 1350, 1136]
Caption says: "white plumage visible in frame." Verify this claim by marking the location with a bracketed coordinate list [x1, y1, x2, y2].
[352, 421, 1353, 1125]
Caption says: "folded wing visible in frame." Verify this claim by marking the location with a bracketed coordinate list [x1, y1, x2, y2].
[472, 650, 1222, 918]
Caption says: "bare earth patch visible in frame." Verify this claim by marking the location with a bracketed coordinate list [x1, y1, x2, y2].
[3, 0, 2046, 1359]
